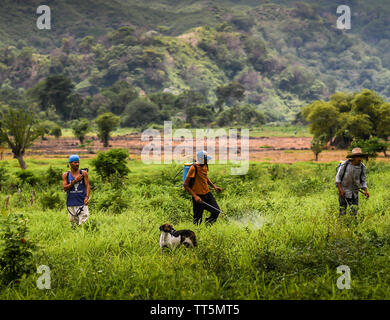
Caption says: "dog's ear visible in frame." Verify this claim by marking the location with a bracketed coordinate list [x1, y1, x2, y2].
[159, 225, 164, 231]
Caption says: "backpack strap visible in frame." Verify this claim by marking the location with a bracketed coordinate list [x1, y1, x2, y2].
[188, 164, 198, 188]
[340, 160, 365, 184]
[340, 160, 350, 182]
[192, 164, 197, 177]
[67, 170, 84, 184]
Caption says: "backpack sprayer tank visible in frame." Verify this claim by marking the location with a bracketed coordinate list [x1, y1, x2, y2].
[182, 163, 193, 189]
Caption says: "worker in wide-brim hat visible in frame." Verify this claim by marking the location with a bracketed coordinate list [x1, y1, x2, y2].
[335, 148, 369, 217]
[346, 147, 368, 159]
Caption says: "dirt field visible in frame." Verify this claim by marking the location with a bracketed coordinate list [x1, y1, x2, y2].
[1, 134, 389, 163]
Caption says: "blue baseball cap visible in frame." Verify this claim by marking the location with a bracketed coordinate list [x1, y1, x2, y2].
[68, 154, 80, 163]
[196, 150, 212, 164]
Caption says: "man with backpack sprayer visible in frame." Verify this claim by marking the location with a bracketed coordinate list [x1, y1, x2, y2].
[183, 150, 223, 226]
[335, 148, 369, 217]
[62, 154, 90, 227]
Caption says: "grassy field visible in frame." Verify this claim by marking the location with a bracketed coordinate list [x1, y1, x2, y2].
[59, 124, 311, 139]
[1, 157, 390, 299]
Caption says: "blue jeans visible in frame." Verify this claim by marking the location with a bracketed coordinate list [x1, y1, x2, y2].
[339, 194, 359, 216]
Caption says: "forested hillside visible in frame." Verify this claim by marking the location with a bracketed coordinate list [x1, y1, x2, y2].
[0, 0, 389, 123]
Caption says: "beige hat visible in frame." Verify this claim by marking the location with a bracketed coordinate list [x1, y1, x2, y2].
[346, 147, 367, 159]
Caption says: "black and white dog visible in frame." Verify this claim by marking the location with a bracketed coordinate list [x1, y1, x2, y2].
[159, 223, 197, 250]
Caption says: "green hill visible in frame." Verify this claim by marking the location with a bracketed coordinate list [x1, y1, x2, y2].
[0, 0, 389, 122]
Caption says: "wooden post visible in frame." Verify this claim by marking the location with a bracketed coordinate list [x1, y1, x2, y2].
[4, 195, 9, 209]
[30, 190, 36, 205]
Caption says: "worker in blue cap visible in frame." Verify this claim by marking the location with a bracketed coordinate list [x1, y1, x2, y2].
[184, 150, 222, 226]
[62, 154, 90, 227]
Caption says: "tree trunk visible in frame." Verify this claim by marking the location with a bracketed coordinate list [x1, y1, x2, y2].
[103, 133, 109, 147]
[15, 153, 27, 170]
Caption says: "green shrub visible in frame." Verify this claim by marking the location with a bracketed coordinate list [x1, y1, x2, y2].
[71, 118, 90, 144]
[15, 170, 39, 186]
[44, 166, 63, 186]
[0, 213, 37, 286]
[289, 177, 323, 196]
[39, 191, 63, 210]
[91, 148, 130, 181]
[267, 164, 289, 181]
[0, 163, 9, 191]
[96, 189, 129, 214]
[50, 124, 62, 138]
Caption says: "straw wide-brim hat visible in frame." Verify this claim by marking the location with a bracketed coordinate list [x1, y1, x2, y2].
[346, 147, 368, 159]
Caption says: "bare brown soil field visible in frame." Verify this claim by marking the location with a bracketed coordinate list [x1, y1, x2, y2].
[1, 134, 389, 163]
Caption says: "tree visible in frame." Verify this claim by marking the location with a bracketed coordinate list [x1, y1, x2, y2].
[215, 82, 245, 111]
[376, 103, 390, 140]
[149, 92, 177, 111]
[122, 98, 162, 127]
[0, 107, 40, 169]
[351, 137, 389, 158]
[101, 81, 138, 115]
[310, 136, 326, 161]
[185, 105, 215, 127]
[302, 101, 340, 142]
[50, 124, 62, 139]
[108, 26, 137, 46]
[71, 118, 90, 144]
[38, 75, 75, 121]
[175, 90, 206, 113]
[95, 112, 120, 147]
[216, 104, 265, 127]
[36, 120, 57, 140]
[91, 148, 130, 182]
[351, 89, 383, 132]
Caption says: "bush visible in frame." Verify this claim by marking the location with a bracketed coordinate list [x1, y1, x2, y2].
[71, 118, 90, 144]
[96, 189, 129, 214]
[95, 112, 121, 147]
[91, 148, 130, 181]
[44, 166, 63, 186]
[0, 213, 37, 286]
[50, 124, 62, 138]
[39, 191, 63, 210]
[15, 170, 39, 186]
[122, 98, 162, 127]
[0, 163, 9, 191]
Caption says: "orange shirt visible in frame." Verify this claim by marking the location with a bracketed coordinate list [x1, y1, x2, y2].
[187, 164, 209, 195]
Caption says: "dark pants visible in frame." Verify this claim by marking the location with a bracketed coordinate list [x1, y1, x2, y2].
[339, 194, 359, 216]
[192, 192, 220, 226]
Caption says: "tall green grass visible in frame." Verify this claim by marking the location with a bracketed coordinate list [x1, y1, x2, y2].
[1, 158, 390, 299]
